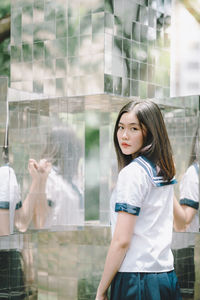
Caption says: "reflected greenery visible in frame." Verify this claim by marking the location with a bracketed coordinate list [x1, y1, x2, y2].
[0, 0, 10, 80]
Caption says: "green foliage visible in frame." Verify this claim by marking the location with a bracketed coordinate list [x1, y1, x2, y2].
[0, 0, 10, 80]
[85, 127, 100, 220]
[0, 39, 10, 79]
[0, 0, 10, 19]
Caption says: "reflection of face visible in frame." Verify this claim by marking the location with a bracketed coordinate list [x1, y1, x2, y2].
[117, 111, 144, 158]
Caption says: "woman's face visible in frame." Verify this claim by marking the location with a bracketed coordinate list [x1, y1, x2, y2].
[117, 110, 145, 158]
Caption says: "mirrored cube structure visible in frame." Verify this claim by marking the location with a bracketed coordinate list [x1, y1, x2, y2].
[11, 0, 171, 98]
[9, 96, 85, 231]
[9, 0, 200, 229]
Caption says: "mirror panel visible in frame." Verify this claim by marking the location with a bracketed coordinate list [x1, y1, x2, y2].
[8, 97, 84, 233]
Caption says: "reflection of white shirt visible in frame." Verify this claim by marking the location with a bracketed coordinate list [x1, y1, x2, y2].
[180, 163, 199, 232]
[0, 165, 23, 249]
[110, 156, 176, 273]
[44, 168, 84, 229]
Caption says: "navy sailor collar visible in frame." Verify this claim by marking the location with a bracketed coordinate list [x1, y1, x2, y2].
[133, 156, 177, 187]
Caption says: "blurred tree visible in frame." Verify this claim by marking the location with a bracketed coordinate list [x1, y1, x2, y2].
[0, 0, 10, 80]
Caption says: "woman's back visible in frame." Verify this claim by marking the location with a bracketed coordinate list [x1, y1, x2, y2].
[110, 156, 175, 272]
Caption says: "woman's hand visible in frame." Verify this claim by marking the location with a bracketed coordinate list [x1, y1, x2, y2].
[95, 294, 108, 300]
[28, 159, 39, 180]
[36, 159, 52, 186]
[38, 159, 52, 181]
[95, 289, 108, 300]
[28, 158, 51, 183]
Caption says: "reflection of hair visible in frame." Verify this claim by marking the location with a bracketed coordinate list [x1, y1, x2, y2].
[2, 130, 9, 164]
[114, 100, 175, 181]
[2, 146, 9, 164]
[41, 127, 82, 182]
[188, 125, 199, 167]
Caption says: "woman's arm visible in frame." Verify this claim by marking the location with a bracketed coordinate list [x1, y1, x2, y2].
[15, 159, 51, 232]
[15, 159, 40, 232]
[32, 159, 52, 229]
[95, 211, 137, 300]
[180, 205, 197, 227]
[0, 209, 10, 236]
[173, 196, 186, 232]
[173, 196, 198, 232]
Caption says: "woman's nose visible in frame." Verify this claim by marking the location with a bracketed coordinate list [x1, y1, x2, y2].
[122, 130, 128, 139]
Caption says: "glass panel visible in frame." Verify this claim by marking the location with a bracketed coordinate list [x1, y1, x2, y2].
[8, 97, 84, 233]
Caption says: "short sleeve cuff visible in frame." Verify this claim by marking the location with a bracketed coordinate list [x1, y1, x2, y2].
[47, 199, 54, 207]
[115, 203, 140, 215]
[180, 198, 199, 210]
[0, 201, 9, 209]
[15, 201, 22, 210]
[0, 201, 22, 210]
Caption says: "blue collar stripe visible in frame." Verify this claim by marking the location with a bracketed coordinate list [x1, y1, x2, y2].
[134, 156, 177, 187]
[136, 157, 154, 178]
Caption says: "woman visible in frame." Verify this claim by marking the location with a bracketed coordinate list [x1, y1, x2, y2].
[172, 125, 199, 298]
[177, 125, 199, 232]
[32, 127, 84, 229]
[95, 100, 182, 300]
[0, 144, 40, 299]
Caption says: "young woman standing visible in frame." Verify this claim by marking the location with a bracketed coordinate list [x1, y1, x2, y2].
[95, 100, 182, 300]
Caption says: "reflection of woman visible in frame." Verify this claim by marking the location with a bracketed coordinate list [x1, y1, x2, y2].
[179, 162, 199, 232]
[174, 126, 199, 232]
[96, 100, 182, 300]
[32, 127, 84, 229]
[179, 126, 199, 232]
[0, 145, 38, 299]
[172, 126, 199, 298]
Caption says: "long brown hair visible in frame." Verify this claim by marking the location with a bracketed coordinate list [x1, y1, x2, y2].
[41, 127, 82, 182]
[114, 100, 176, 181]
[188, 124, 199, 167]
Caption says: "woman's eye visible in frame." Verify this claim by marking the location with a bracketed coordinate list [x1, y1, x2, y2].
[130, 127, 138, 131]
[118, 126, 124, 130]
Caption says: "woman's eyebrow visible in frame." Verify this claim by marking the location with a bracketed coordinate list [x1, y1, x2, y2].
[119, 121, 140, 126]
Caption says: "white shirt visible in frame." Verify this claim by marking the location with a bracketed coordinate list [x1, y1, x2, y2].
[179, 163, 199, 232]
[110, 156, 176, 273]
[43, 168, 84, 229]
[0, 165, 23, 249]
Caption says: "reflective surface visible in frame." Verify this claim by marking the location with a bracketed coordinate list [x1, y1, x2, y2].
[8, 97, 84, 232]
[104, 0, 171, 99]
[10, 0, 172, 98]
[4, 93, 199, 233]
[171, 1, 200, 97]
[0, 77, 8, 152]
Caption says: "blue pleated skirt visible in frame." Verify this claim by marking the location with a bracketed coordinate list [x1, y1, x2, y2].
[110, 270, 182, 300]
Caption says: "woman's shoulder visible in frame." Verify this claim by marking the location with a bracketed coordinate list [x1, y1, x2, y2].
[121, 156, 154, 175]
[0, 165, 16, 178]
[119, 156, 150, 184]
[121, 156, 176, 187]
[189, 162, 199, 174]
[183, 163, 199, 181]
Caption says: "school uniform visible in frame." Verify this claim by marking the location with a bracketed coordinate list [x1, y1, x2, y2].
[179, 162, 199, 232]
[172, 162, 199, 298]
[0, 165, 26, 299]
[43, 167, 84, 229]
[110, 156, 182, 300]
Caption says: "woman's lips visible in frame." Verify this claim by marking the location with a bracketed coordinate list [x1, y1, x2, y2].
[121, 142, 130, 147]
